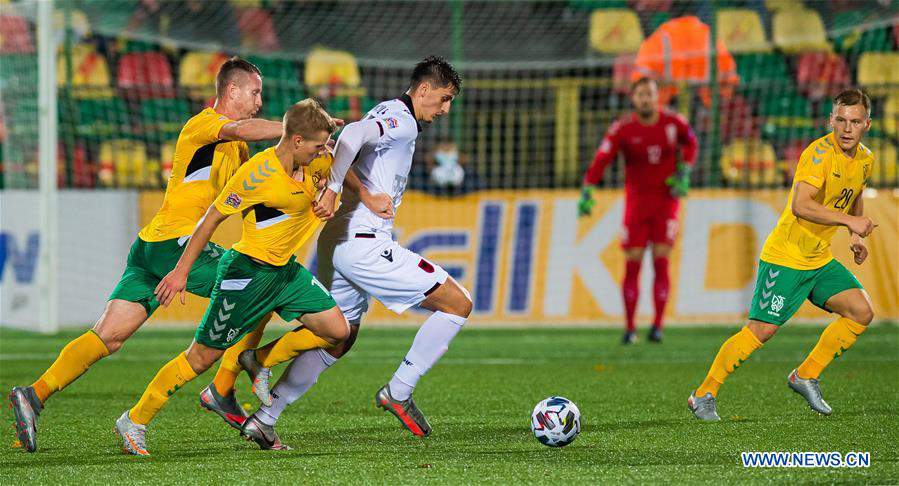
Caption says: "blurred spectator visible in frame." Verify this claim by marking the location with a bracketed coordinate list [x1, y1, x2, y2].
[632, 16, 739, 108]
[427, 141, 465, 190]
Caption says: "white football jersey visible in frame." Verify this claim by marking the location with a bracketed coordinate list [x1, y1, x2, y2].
[325, 95, 421, 240]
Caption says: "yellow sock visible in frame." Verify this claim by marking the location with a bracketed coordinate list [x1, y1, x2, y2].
[797, 317, 867, 380]
[212, 324, 266, 395]
[695, 326, 763, 397]
[31, 331, 110, 404]
[255, 328, 331, 368]
[129, 352, 197, 425]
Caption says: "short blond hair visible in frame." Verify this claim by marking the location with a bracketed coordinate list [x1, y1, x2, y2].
[284, 99, 336, 139]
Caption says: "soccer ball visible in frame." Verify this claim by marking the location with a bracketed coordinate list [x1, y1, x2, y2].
[531, 396, 581, 447]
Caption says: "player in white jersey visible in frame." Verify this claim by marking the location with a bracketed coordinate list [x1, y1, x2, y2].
[240, 57, 470, 442]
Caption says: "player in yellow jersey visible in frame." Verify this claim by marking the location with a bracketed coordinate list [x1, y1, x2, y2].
[8, 57, 286, 452]
[114, 99, 349, 455]
[688, 89, 878, 421]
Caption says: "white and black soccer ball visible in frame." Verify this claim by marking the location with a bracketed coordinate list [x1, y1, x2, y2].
[531, 396, 581, 447]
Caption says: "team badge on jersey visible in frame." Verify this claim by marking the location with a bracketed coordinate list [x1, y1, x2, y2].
[225, 192, 242, 208]
[385, 117, 399, 129]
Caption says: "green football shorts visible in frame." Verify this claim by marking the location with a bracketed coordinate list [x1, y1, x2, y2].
[195, 249, 337, 349]
[108, 237, 225, 316]
[748, 258, 862, 326]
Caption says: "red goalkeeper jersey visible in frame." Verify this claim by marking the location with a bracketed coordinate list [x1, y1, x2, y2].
[583, 109, 698, 204]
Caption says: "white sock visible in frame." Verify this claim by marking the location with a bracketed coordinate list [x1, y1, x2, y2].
[257, 348, 337, 426]
[388, 311, 466, 401]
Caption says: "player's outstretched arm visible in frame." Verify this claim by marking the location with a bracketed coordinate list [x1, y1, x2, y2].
[155, 207, 228, 307]
[219, 118, 283, 142]
[316, 119, 383, 219]
[791, 182, 876, 237]
[848, 195, 869, 264]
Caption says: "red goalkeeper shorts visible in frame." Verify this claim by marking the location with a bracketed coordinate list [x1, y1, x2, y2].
[620, 197, 680, 249]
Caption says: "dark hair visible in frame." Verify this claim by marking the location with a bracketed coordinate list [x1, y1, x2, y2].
[833, 89, 871, 117]
[409, 56, 462, 94]
[631, 76, 656, 92]
[215, 56, 261, 97]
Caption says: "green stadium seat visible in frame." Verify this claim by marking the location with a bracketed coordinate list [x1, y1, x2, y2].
[734, 53, 789, 84]
[834, 25, 893, 54]
[717, 9, 770, 54]
[247, 56, 301, 88]
[261, 87, 306, 120]
[140, 98, 191, 140]
[772, 8, 831, 53]
[757, 92, 813, 118]
[589, 8, 643, 54]
[75, 97, 130, 139]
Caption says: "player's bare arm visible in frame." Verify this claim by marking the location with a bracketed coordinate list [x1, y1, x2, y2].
[155, 206, 229, 306]
[219, 118, 283, 142]
[790, 181, 876, 236]
[848, 195, 868, 264]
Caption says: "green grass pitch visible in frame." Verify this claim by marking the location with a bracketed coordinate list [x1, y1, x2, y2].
[1, 324, 897, 484]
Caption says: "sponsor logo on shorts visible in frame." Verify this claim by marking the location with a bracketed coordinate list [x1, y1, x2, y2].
[226, 328, 239, 343]
[770, 294, 785, 313]
[224, 192, 242, 208]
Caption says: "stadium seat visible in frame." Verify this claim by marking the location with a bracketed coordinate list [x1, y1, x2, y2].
[735, 53, 789, 84]
[237, 8, 280, 52]
[0, 14, 34, 53]
[98, 139, 151, 188]
[304, 48, 361, 87]
[74, 97, 130, 139]
[857, 52, 899, 97]
[179, 51, 229, 100]
[764, 0, 805, 12]
[612, 54, 636, 94]
[884, 95, 898, 138]
[795, 52, 851, 100]
[772, 9, 831, 53]
[589, 9, 643, 55]
[59, 142, 94, 188]
[140, 98, 191, 140]
[863, 139, 897, 186]
[56, 43, 114, 99]
[894, 19, 899, 48]
[246, 55, 303, 118]
[117, 52, 175, 99]
[720, 139, 779, 187]
[717, 9, 770, 54]
[779, 139, 809, 181]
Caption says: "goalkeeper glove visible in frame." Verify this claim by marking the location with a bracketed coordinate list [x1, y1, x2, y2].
[666, 162, 692, 198]
[577, 186, 595, 217]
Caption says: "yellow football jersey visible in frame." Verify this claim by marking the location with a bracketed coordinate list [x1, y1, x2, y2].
[761, 133, 875, 270]
[213, 147, 332, 266]
[138, 108, 249, 242]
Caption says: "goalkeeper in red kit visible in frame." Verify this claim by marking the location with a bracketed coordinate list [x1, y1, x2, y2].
[579, 77, 698, 344]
